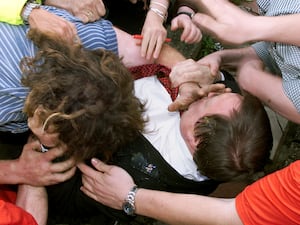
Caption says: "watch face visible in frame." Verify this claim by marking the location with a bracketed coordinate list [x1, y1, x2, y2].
[123, 202, 135, 215]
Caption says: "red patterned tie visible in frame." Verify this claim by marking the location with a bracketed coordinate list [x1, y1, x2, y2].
[128, 64, 178, 101]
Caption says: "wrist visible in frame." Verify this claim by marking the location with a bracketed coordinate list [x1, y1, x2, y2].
[176, 11, 195, 19]
[122, 185, 139, 216]
[21, 1, 41, 24]
[149, 0, 169, 22]
[148, 7, 168, 22]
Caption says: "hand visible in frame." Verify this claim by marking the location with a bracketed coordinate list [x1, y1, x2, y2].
[141, 10, 167, 60]
[169, 59, 214, 87]
[66, 0, 106, 23]
[168, 82, 230, 111]
[15, 140, 76, 186]
[78, 158, 135, 210]
[171, 14, 202, 44]
[16, 185, 48, 225]
[29, 9, 79, 44]
[191, 0, 255, 45]
[47, 0, 106, 23]
[197, 52, 223, 77]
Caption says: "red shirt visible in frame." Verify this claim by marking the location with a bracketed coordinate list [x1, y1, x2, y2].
[0, 185, 37, 225]
[236, 160, 300, 225]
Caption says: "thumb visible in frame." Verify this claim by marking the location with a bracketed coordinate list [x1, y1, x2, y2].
[168, 101, 180, 112]
[91, 158, 110, 172]
[168, 97, 188, 112]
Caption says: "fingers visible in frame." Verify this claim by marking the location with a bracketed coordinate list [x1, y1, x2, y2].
[90, 158, 108, 171]
[95, 0, 106, 17]
[43, 146, 66, 161]
[141, 12, 167, 60]
[78, 10, 97, 23]
[50, 157, 75, 172]
[192, 13, 219, 39]
[168, 98, 187, 112]
[78, 158, 110, 175]
[171, 16, 202, 44]
[57, 21, 78, 44]
[168, 83, 230, 112]
[48, 166, 76, 184]
[170, 59, 211, 87]
[29, 9, 79, 44]
[141, 33, 165, 60]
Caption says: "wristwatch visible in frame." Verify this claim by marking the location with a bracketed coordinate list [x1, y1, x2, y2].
[21, 1, 41, 24]
[122, 185, 138, 216]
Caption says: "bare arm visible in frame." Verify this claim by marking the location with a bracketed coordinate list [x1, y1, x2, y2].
[78, 159, 243, 225]
[185, 0, 300, 46]
[196, 46, 300, 123]
[0, 141, 76, 185]
[45, 0, 106, 23]
[115, 26, 186, 68]
[28, 8, 79, 43]
[136, 189, 241, 225]
[16, 185, 48, 225]
[237, 55, 300, 124]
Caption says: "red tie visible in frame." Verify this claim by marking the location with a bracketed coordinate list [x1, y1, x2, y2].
[128, 64, 178, 101]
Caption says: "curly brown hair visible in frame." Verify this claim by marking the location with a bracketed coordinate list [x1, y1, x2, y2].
[193, 93, 273, 183]
[21, 32, 145, 162]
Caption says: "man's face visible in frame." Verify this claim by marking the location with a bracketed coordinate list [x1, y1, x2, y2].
[27, 107, 60, 151]
[180, 92, 243, 152]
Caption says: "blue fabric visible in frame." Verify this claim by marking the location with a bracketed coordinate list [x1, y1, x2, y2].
[252, 0, 300, 112]
[0, 6, 118, 133]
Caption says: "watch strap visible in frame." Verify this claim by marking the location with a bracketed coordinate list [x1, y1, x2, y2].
[176, 11, 195, 19]
[123, 185, 138, 216]
[22, 1, 41, 24]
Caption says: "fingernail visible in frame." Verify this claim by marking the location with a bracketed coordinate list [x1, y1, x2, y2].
[91, 158, 99, 165]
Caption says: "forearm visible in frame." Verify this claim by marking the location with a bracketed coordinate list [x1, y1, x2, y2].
[0, 160, 23, 184]
[156, 44, 186, 68]
[250, 14, 300, 46]
[135, 189, 242, 225]
[215, 47, 257, 70]
[237, 64, 300, 124]
[16, 185, 48, 225]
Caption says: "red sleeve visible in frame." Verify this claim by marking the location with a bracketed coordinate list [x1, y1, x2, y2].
[0, 200, 37, 225]
[236, 160, 300, 225]
[0, 186, 37, 225]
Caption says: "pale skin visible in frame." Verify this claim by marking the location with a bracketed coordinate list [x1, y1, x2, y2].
[19, 76, 234, 224]
[77, 90, 243, 204]
[0, 140, 75, 186]
[180, 92, 242, 151]
[16, 185, 48, 225]
[77, 158, 243, 225]
[27, 0, 106, 44]
[115, 24, 230, 112]
[184, 0, 300, 46]
[166, 0, 300, 123]
[167, 58, 231, 111]
[136, 0, 201, 60]
[0, 13, 225, 186]
[197, 47, 300, 124]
